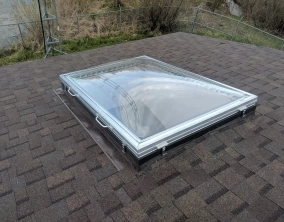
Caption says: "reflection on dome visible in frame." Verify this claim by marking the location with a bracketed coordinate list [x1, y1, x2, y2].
[74, 69, 240, 139]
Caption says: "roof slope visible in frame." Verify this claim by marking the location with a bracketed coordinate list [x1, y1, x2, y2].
[0, 32, 284, 221]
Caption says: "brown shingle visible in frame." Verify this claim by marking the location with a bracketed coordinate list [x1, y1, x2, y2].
[1, 33, 284, 221]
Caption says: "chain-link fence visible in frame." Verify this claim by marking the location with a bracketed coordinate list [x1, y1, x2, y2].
[1, 6, 284, 51]
[190, 7, 284, 50]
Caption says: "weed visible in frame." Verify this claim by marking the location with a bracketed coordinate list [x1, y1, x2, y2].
[139, 0, 184, 32]
[0, 32, 156, 67]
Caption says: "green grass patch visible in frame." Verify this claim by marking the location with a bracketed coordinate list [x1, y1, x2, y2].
[0, 32, 156, 67]
[1, 24, 283, 67]
[184, 11, 284, 50]
[62, 32, 155, 53]
[194, 27, 284, 50]
[195, 29, 231, 41]
[0, 48, 44, 67]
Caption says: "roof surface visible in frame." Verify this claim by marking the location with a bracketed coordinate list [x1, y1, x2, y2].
[0, 32, 284, 222]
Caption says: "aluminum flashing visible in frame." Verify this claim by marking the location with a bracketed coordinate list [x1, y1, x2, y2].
[59, 56, 258, 162]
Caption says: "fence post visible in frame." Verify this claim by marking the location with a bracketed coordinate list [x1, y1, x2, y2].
[119, 4, 122, 32]
[17, 24, 25, 48]
[191, 7, 200, 33]
[231, 16, 243, 41]
[76, 13, 80, 33]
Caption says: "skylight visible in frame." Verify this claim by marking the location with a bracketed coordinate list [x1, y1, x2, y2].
[60, 56, 258, 164]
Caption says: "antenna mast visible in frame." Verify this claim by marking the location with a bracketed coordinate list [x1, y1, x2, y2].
[37, 0, 66, 58]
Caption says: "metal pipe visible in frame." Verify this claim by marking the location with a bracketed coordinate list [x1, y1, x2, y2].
[194, 22, 233, 37]
[43, 0, 54, 56]
[191, 6, 199, 33]
[37, 0, 46, 53]
[17, 24, 25, 48]
[239, 21, 284, 41]
[53, 0, 63, 55]
[54, 49, 67, 54]
[231, 16, 244, 40]
[119, 4, 122, 32]
[197, 7, 240, 22]
[76, 13, 79, 33]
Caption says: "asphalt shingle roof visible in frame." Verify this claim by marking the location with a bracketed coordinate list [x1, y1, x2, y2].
[0, 32, 284, 221]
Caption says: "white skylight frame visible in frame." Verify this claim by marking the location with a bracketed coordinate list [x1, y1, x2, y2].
[59, 56, 257, 159]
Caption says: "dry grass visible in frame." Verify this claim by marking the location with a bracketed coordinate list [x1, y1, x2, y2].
[56, 0, 102, 16]
[236, 0, 284, 35]
[8, 0, 43, 49]
[59, 10, 140, 41]
[139, 0, 185, 32]
[7, 0, 144, 49]
[6, 0, 283, 53]
[6, 0, 223, 50]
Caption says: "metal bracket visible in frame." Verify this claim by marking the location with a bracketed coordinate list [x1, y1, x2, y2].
[67, 87, 77, 97]
[161, 147, 167, 156]
[238, 106, 247, 118]
[122, 144, 127, 153]
[241, 109, 246, 118]
[95, 114, 108, 128]
[156, 141, 168, 149]
[156, 141, 168, 156]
